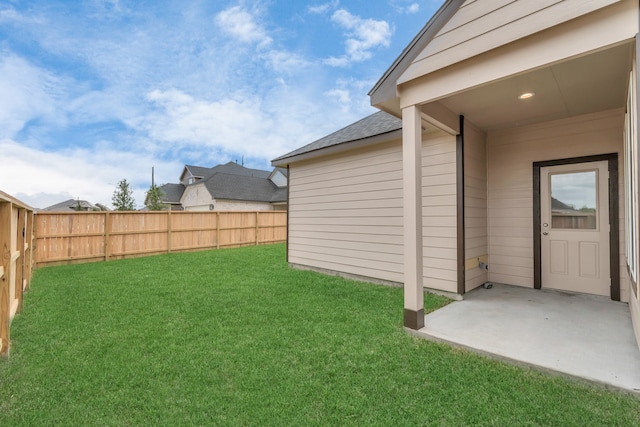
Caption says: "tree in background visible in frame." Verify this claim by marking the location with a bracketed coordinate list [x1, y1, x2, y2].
[112, 179, 136, 211]
[71, 199, 84, 212]
[144, 184, 166, 211]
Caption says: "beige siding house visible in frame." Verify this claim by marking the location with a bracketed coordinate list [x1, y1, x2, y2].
[273, 0, 640, 348]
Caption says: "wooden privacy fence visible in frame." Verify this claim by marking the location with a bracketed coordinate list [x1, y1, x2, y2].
[0, 191, 35, 358]
[35, 210, 287, 267]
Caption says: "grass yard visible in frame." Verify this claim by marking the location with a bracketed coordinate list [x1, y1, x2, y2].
[1, 244, 639, 426]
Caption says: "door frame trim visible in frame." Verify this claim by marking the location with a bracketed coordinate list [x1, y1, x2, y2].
[533, 153, 619, 301]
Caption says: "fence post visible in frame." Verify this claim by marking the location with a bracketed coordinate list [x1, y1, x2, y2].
[216, 212, 220, 250]
[16, 208, 25, 313]
[255, 212, 259, 246]
[167, 210, 172, 253]
[104, 211, 110, 262]
[24, 211, 34, 291]
[0, 202, 12, 358]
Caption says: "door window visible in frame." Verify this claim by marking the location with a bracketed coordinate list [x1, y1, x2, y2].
[550, 170, 597, 230]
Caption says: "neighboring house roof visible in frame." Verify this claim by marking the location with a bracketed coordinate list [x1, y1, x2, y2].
[43, 199, 99, 211]
[199, 172, 282, 203]
[551, 197, 577, 212]
[271, 187, 288, 203]
[160, 183, 185, 204]
[209, 161, 271, 178]
[184, 165, 212, 178]
[272, 111, 402, 166]
[175, 161, 286, 206]
[181, 162, 271, 185]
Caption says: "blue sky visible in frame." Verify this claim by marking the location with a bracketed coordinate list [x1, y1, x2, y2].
[1, 0, 442, 209]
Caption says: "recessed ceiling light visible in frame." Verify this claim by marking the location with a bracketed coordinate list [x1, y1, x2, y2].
[518, 92, 535, 100]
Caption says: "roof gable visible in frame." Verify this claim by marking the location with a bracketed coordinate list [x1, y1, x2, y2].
[268, 168, 288, 188]
[369, 0, 462, 111]
[180, 165, 211, 184]
[399, 0, 623, 86]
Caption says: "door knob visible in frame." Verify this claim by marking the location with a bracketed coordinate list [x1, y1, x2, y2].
[542, 232, 549, 235]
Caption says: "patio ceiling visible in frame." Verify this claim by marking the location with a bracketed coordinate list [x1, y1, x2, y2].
[438, 42, 634, 131]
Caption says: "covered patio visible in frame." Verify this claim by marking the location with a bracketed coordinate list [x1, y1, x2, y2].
[273, 1, 640, 393]
[413, 283, 640, 393]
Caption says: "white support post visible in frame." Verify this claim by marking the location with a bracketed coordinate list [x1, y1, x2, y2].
[402, 105, 424, 330]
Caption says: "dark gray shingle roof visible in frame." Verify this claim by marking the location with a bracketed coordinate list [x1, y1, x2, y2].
[271, 187, 287, 203]
[202, 172, 280, 203]
[184, 165, 212, 178]
[160, 183, 185, 204]
[272, 111, 401, 164]
[175, 162, 286, 206]
[42, 199, 98, 211]
[209, 162, 271, 178]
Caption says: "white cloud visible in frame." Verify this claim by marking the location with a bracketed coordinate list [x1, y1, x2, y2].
[390, 0, 421, 15]
[325, 77, 374, 113]
[326, 9, 393, 65]
[139, 84, 375, 167]
[0, 138, 181, 209]
[261, 50, 311, 74]
[325, 88, 351, 109]
[66, 89, 138, 125]
[406, 3, 420, 14]
[0, 54, 66, 139]
[0, 7, 44, 24]
[323, 56, 350, 67]
[0, 139, 113, 208]
[142, 89, 276, 158]
[214, 6, 272, 48]
[307, 1, 339, 14]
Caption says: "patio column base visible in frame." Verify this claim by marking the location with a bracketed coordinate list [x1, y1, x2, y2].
[404, 308, 425, 330]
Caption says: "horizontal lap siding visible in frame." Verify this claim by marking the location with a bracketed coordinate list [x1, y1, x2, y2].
[288, 140, 404, 283]
[422, 130, 458, 293]
[409, 0, 619, 77]
[464, 123, 488, 291]
[487, 110, 627, 298]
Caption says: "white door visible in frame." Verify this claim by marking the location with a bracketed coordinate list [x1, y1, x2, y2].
[540, 161, 610, 296]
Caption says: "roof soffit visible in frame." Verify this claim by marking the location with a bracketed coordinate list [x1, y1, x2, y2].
[396, 0, 637, 110]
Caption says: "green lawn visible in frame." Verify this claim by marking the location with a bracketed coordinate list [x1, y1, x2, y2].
[1, 244, 639, 426]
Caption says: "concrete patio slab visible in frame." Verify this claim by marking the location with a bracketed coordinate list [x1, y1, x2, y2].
[413, 283, 640, 394]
